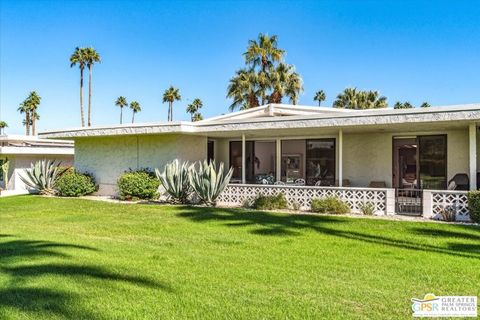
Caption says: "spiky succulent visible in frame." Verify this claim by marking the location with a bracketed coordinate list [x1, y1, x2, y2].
[189, 160, 233, 206]
[155, 159, 192, 204]
[20, 160, 66, 195]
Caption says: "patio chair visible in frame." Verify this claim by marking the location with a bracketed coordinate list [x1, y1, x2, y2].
[274, 181, 285, 185]
[294, 178, 305, 186]
[368, 181, 386, 188]
[447, 173, 469, 190]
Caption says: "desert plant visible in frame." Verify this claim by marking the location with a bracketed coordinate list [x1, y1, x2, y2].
[156, 160, 192, 203]
[439, 206, 456, 222]
[56, 171, 97, 197]
[20, 160, 66, 195]
[467, 191, 480, 223]
[253, 193, 288, 210]
[359, 202, 375, 215]
[242, 198, 252, 208]
[117, 170, 159, 201]
[189, 160, 233, 206]
[311, 197, 350, 214]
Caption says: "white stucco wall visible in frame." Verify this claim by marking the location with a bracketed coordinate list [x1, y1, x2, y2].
[74, 134, 207, 195]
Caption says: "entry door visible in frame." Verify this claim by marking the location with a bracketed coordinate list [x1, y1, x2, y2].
[393, 138, 418, 189]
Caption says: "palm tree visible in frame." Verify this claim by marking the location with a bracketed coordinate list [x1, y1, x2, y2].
[420, 102, 431, 108]
[186, 98, 203, 121]
[70, 47, 86, 127]
[227, 69, 260, 111]
[130, 101, 141, 123]
[244, 33, 285, 72]
[25, 91, 41, 135]
[84, 47, 101, 127]
[333, 88, 388, 109]
[18, 101, 30, 135]
[162, 86, 181, 121]
[192, 113, 203, 122]
[115, 96, 128, 124]
[284, 69, 303, 105]
[314, 90, 326, 106]
[0, 121, 7, 135]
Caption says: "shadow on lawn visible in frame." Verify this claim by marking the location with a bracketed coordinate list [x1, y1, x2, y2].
[0, 237, 172, 319]
[177, 206, 480, 259]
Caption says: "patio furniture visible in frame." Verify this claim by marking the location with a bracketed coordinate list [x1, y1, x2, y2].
[447, 173, 469, 190]
[294, 178, 305, 186]
[274, 181, 286, 185]
[368, 181, 386, 188]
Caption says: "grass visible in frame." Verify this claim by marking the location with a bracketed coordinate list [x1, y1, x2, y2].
[0, 196, 479, 319]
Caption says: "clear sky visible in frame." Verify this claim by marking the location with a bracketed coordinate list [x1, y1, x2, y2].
[1, 0, 479, 134]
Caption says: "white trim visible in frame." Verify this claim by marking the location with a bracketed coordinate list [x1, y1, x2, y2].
[469, 123, 477, 190]
[39, 103, 480, 139]
[0, 146, 74, 155]
[338, 129, 343, 187]
[241, 134, 246, 184]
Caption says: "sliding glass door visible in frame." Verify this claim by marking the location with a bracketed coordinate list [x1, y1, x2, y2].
[393, 135, 447, 190]
[229, 141, 276, 184]
[306, 139, 336, 186]
[418, 135, 447, 189]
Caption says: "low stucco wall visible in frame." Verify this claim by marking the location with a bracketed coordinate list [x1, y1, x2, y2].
[74, 134, 207, 195]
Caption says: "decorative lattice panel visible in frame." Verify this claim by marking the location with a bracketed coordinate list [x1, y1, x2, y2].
[218, 184, 387, 214]
[432, 191, 470, 221]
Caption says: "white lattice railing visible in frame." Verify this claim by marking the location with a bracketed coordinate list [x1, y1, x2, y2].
[430, 190, 470, 222]
[217, 184, 392, 215]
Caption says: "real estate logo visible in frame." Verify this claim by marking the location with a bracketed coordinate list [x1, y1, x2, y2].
[411, 293, 477, 317]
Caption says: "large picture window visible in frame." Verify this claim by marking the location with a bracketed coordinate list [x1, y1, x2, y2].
[306, 139, 336, 186]
[418, 135, 447, 189]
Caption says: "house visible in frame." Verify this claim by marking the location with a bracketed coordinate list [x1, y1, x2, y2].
[39, 104, 480, 220]
[0, 135, 74, 196]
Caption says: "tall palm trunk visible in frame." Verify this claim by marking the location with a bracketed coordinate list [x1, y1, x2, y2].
[132, 112, 135, 124]
[25, 112, 30, 135]
[80, 68, 85, 127]
[88, 66, 92, 127]
[169, 102, 172, 121]
[120, 108, 123, 124]
[31, 111, 36, 136]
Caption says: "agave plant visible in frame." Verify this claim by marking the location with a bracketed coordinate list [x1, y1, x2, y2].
[155, 159, 192, 204]
[20, 160, 66, 195]
[1, 158, 9, 190]
[189, 160, 233, 206]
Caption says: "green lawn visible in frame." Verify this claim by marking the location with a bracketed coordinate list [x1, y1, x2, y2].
[0, 196, 479, 319]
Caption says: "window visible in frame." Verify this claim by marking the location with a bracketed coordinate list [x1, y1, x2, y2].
[281, 139, 336, 185]
[207, 141, 214, 163]
[229, 140, 276, 184]
[418, 135, 447, 189]
[306, 139, 336, 186]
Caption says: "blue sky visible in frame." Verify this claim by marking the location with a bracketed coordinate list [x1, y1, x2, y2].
[1, 0, 479, 134]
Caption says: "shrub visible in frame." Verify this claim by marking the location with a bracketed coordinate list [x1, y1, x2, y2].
[189, 160, 233, 206]
[155, 160, 192, 204]
[291, 201, 301, 211]
[56, 171, 97, 197]
[467, 191, 480, 223]
[359, 202, 375, 215]
[311, 197, 350, 214]
[118, 170, 160, 200]
[253, 193, 288, 210]
[20, 160, 67, 195]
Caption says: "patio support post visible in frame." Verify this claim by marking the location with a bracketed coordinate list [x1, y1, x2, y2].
[276, 138, 281, 182]
[242, 134, 246, 184]
[338, 129, 343, 187]
[469, 123, 477, 190]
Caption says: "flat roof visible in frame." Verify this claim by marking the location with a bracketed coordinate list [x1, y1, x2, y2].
[39, 103, 480, 139]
